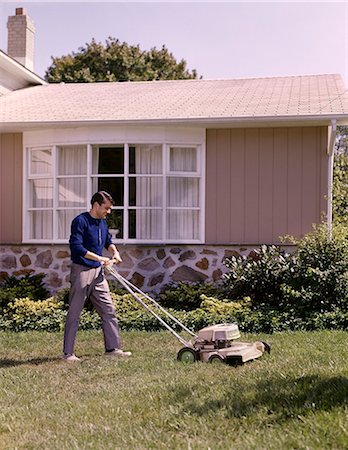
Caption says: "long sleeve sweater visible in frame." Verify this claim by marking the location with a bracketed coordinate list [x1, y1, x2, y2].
[69, 212, 113, 268]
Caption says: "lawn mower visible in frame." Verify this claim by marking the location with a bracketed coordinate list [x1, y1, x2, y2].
[105, 266, 271, 365]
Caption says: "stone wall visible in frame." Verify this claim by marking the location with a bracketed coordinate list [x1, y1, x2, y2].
[0, 244, 293, 294]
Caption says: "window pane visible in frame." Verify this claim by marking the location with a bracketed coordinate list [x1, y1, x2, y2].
[30, 148, 52, 175]
[130, 145, 162, 174]
[58, 178, 87, 207]
[105, 210, 123, 239]
[96, 177, 124, 206]
[94, 147, 124, 174]
[30, 211, 52, 239]
[58, 145, 87, 175]
[167, 178, 199, 207]
[58, 209, 84, 239]
[29, 179, 53, 207]
[167, 210, 199, 240]
[129, 177, 162, 207]
[170, 147, 197, 172]
[129, 209, 162, 239]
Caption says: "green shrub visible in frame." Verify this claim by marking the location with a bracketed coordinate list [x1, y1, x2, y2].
[333, 150, 348, 226]
[283, 224, 348, 313]
[1, 297, 66, 332]
[157, 281, 223, 311]
[0, 273, 50, 310]
[223, 245, 294, 307]
[223, 225, 348, 319]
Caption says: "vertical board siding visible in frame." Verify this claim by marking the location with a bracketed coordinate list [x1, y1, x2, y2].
[287, 128, 303, 237]
[0, 133, 23, 244]
[273, 128, 288, 239]
[205, 129, 218, 242]
[259, 128, 274, 242]
[302, 127, 319, 232]
[230, 129, 245, 242]
[244, 129, 260, 242]
[216, 130, 231, 242]
[206, 127, 328, 244]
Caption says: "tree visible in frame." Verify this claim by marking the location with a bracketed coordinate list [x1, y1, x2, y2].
[45, 38, 199, 83]
[333, 126, 348, 225]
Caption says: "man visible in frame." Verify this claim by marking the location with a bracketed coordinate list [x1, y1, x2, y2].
[63, 191, 131, 362]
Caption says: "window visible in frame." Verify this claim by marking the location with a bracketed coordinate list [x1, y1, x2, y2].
[25, 143, 203, 243]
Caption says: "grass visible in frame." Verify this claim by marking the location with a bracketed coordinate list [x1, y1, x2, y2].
[0, 330, 347, 450]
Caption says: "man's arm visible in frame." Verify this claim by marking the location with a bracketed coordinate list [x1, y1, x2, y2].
[107, 244, 122, 264]
[84, 250, 112, 264]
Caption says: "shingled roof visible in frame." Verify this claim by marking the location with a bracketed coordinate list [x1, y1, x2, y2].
[0, 73, 347, 130]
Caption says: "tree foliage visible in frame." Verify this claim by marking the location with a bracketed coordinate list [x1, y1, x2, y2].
[45, 38, 199, 83]
[333, 126, 348, 225]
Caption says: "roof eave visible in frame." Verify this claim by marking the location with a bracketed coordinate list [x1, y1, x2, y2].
[0, 50, 47, 86]
[1, 114, 347, 133]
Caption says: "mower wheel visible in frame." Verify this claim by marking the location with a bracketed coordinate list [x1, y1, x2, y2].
[261, 341, 271, 354]
[177, 347, 199, 363]
[208, 354, 225, 364]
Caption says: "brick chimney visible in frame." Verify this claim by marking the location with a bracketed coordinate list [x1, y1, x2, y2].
[7, 7, 35, 71]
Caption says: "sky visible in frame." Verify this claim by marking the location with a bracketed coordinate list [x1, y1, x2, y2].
[0, 1, 347, 86]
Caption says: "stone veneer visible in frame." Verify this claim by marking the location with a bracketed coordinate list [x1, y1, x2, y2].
[0, 244, 291, 294]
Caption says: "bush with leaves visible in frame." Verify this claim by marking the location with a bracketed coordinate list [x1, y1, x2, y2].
[0, 273, 50, 311]
[0, 297, 65, 332]
[223, 224, 348, 320]
[223, 245, 295, 308]
[157, 281, 223, 311]
[282, 224, 348, 314]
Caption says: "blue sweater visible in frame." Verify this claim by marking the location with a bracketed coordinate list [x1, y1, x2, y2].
[69, 212, 113, 268]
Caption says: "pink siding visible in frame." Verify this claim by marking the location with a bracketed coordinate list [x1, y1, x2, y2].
[206, 127, 328, 244]
[0, 133, 23, 244]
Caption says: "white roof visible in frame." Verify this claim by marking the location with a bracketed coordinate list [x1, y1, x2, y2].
[0, 74, 347, 130]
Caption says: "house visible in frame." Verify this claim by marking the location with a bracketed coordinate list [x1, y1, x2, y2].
[1, 8, 347, 292]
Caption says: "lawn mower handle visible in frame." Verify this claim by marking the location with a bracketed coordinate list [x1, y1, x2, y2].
[104, 265, 196, 347]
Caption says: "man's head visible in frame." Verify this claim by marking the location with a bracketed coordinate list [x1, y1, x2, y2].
[90, 191, 114, 219]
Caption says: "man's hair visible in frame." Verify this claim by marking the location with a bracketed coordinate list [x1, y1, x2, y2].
[90, 191, 114, 206]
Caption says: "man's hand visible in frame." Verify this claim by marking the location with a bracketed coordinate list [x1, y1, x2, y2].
[99, 256, 112, 265]
[111, 250, 122, 264]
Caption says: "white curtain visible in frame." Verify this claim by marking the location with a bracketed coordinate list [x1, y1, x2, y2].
[30, 148, 52, 175]
[31, 211, 53, 239]
[167, 147, 199, 240]
[58, 145, 87, 206]
[169, 146, 196, 172]
[30, 148, 53, 239]
[135, 145, 162, 239]
[57, 145, 87, 238]
[30, 145, 87, 239]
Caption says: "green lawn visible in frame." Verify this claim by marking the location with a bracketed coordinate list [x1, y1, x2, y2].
[0, 330, 347, 449]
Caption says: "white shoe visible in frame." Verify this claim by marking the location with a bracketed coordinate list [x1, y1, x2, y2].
[105, 349, 132, 358]
[62, 353, 81, 362]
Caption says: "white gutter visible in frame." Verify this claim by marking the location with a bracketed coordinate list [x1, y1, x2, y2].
[1, 114, 348, 133]
[327, 119, 337, 239]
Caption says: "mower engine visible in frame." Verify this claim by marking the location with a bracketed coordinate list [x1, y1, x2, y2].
[194, 323, 241, 350]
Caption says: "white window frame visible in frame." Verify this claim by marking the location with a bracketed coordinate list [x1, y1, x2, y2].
[23, 136, 206, 244]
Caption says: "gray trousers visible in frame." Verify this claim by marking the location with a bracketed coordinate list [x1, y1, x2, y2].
[63, 263, 121, 354]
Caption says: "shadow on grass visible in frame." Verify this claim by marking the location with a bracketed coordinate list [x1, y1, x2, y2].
[173, 374, 348, 422]
[0, 356, 62, 368]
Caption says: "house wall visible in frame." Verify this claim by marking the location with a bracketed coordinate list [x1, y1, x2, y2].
[206, 127, 328, 244]
[0, 126, 327, 293]
[0, 133, 23, 244]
